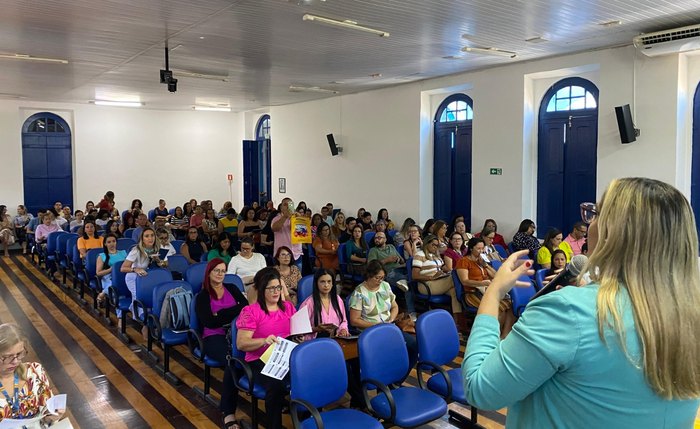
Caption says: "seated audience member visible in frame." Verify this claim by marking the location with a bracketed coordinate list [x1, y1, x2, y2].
[304, 208, 312, 219]
[349, 260, 418, 370]
[313, 222, 339, 271]
[218, 201, 233, 218]
[0, 323, 65, 424]
[370, 219, 394, 248]
[218, 208, 239, 241]
[189, 205, 205, 232]
[444, 232, 466, 271]
[77, 219, 104, 258]
[131, 212, 151, 242]
[208, 232, 234, 265]
[449, 214, 465, 234]
[537, 228, 573, 269]
[95, 233, 128, 306]
[255, 209, 268, 230]
[481, 227, 504, 263]
[546, 249, 567, 277]
[131, 199, 143, 213]
[310, 213, 323, 239]
[377, 208, 394, 231]
[168, 206, 189, 240]
[236, 268, 296, 429]
[296, 201, 307, 212]
[53, 206, 68, 229]
[26, 209, 45, 234]
[35, 211, 60, 245]
[181, 227, 208, 264]
[330, 212, 347, 243]
[85, 200, 95, 213]
[403, 223, 422, 259]
[394, 217, 415, 246]
[512, 219, 541, 259]
[321, 205, 333, 225]
[271, 198, 303, 265]
[478, 218, 507, 249]
[259, 209, 277, 256]
[237, 206, 260, 242]
[367, 231, 414, 315]
[153, 199, 169, 219]
[273, 246, 301, 305]
[69, 210, 85, 231]
[196, 259, 248, 429]
[152, 217, 175, 241]
[564, 221, 588, 256]
[104, 219, 122, 238]
[338, 216, 355, 244]
[412, 234, 464, 326]
[345, 225, 368, 276]
[356, 207, 365, 220]
[95, 209, 111, 229]
[182, 202, 193, 218]
[430, 220, 449, 255]
[227, 237, 267, 292]
[13, 205, 33, 255]
[0, 205, 16, 257]
[155, 228, 177, 261]
[453, 220, 473, 241]
[360, 211, 374, 231]
[422, 219, 436, 238]
[97, 191, 115, 211]
[456, 237, 515, 338]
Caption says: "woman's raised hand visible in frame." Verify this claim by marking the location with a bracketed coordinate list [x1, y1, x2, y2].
[489, 250, 534, 296]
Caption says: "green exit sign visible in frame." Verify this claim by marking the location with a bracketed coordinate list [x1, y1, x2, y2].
[490, 168, 502, 175]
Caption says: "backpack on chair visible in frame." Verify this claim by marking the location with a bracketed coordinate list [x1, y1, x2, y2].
[159, 287, 193, 332]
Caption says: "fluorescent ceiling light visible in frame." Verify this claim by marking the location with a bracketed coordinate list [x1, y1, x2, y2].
[194, 106, 231, 112]
[92, 100, 143, 107]
[289, 85, 339, 94]
[0, 53, 69, 64]
[302, 14, 389, 38]
[461, 47, 517, 58]
[173, 69, 230, 82]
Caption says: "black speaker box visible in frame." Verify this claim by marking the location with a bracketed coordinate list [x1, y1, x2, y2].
[615, 104, 637, 144]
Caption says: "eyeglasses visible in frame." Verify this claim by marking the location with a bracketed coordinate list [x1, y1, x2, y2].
[372, 275, 385, 282]
[240, 247, 253, 252]
[278, 253, 291, 258]
[1, 349, 27, 364]
[211, 269, 226, 275]
[580, 202, 598, 224]
[265, 285, 283, 292]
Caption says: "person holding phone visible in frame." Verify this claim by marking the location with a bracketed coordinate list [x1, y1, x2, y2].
[271, 198, 302, 265]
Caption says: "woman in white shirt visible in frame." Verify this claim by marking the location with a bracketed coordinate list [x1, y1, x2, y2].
[226, 237, 267, 299]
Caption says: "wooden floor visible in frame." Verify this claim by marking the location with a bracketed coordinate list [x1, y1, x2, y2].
[21, 249, 696, 428]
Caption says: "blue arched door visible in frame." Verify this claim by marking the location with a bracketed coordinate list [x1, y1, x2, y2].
[243, 115, 272, 205]
[691, 83, 700, 240]
[22, 113, 73, 215]
[434, 94, 473, 226]
[537, 78, 598, 236]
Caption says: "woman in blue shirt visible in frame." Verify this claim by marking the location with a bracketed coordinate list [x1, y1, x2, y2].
[463, 177, 700, 428]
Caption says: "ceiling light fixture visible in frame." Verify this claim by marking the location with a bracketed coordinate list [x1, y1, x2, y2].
[173, 70, 230, 82]
[599, 20, 622, 27]
[92, 100, 143, 107]
[0, 53, 68, 64]
[289, 85, 339, 94]
[461, 47, 517, 58]
[194, 106, 231, 112]
[302, 14, 390, 38]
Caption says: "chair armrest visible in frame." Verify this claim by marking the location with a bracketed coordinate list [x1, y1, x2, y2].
[132, 299, 148, 324]
[290, 398, 324, 429]
[411, 279, 433, 299]
[229, 356, 254, 395]
[186, 329, 204, 361]
[107, 286, 119, 307]
[416, 360, 452, 402]
[146, 313, 162, 341]
[361, 377, 396, 421]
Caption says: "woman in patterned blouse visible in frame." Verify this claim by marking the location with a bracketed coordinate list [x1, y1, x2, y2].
[0, 323, 64, 424]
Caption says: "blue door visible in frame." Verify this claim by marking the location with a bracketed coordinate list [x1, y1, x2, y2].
[22, 113, 73, 215]
[537, 78, 598, 236]
[691, 84, 700, 240]
[434, 94, 473, 226]
[242, 139, 271, 206]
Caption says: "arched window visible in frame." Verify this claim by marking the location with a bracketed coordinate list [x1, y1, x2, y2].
[434, 94, 474, 225]
[537, 77, 599, 235]
[256, 114, 271, 140]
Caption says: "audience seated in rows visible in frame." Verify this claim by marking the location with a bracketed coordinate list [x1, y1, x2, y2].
[481, 227, 504, 263]
[0, 205, 15, 257]
[226, 237, 267, 295]
[95, 233, 128, 306]
[564, 221, 588, 256]
[443, 231, 466, 271]
[536, 228, 573, 269]
[207, 232, 234, 265]
[181, 226, 208, 264]
[273, 246, 301, 305]
[313, 222, 339, 271]
[512, 218, 541, 258]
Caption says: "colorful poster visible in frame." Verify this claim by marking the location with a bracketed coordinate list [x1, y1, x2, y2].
[290, 215, 311, 244]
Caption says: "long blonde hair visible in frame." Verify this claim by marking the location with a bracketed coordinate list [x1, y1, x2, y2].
[0, 323, 28, 380]
[588, 178, 700, 399]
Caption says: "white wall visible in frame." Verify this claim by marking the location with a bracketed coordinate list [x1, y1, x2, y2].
[0, 101, 245, 213]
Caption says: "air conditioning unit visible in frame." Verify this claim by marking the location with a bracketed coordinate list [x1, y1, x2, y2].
[633, 24, 700, 57]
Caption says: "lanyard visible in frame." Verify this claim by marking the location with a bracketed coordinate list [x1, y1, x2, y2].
[0, 373, 20, 413]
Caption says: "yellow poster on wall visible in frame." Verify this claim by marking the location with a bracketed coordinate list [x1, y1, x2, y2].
[290, 215, 312, 244]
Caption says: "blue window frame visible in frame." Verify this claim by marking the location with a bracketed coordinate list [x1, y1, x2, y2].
[545, 85, 597, 113]
[256, 114, 271, 140]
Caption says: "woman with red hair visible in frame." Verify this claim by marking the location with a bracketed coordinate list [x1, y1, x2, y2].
[194, 258, 248, 429]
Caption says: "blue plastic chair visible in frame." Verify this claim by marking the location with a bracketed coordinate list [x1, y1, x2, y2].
[364, 231, 376, 249]
[494, 244, 509, 259]
[169, 208, 176, 216]
[69, 238, 88, 301]
[451, 269, 477, 321]
[171, 240, 184, 254]
[123, 228, 136, 239]
[535, 268, 548, 291]
[45, 231, 66, 273]
[491, 259, 503, 271]
[57, 233, 78, 287]
[167, 254, 190, 278]
[406, 257, 452, 309]
[148, 209, 156, 222]
[290, 339, 383, 429]
[132, 268, 173, 328]
[116, 238, 136, 252]
[184, 262, 208, 295]
[507, 241, 516, 255]
[416, 309, 482, 427]
[187, 295, 226, 406]
[359, 323, 447, 427]
[84, 248, 104, 311]
[223, 273, 245, 294]
[107, 261, 132, 341]
[147, 280, 192, 382]
[296, 275, 314, 309]
[510, 275, 536, 317]
[338, 243, 363, 284]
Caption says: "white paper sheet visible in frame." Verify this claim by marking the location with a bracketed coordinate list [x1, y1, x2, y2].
[46, 394, 67, 415]
[0, 415, 43, 429]
[290, 306, 312, 336]
[260, 337, 297, 380]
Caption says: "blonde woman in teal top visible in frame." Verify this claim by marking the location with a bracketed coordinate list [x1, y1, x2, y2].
[464, 178, 700, 428]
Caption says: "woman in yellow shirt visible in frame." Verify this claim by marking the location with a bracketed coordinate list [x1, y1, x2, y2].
[77, 220, 104, 258]
[536, 228, 573, 268]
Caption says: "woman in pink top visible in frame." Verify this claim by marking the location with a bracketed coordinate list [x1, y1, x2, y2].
[35, 211, 60, 244]
[236, 267, 296, 429]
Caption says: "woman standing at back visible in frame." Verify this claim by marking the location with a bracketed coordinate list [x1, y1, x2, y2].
[464, 178, 700, 428]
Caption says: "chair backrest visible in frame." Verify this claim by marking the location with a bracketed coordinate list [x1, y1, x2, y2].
[189, 295, 200, 332]
[491, 259, 503, 271]
[535, 268, 548, 291]
[296, 275, 315, 308]
[364, 231, 376, 248]
[71, 225, 82, 233]
[169, 208, 176, 216]
[337, 242, 348, 267]
[96, 230, 105, 237]
[124, 228, 136, 239]
[395, 244, 404, 261]
[228, 316, 246, 361]
[510, 276, 536, 317]
[47, 231, 65, 253]
[55, 233, 71, 259]
[507, 241, 516, 255]
[70, 237, 83, 268]
[85, 248, 103, 279]
[416, 309, 460, 366]
[405, 257, 414, 282]
[359, 323, 408, 385]
[151, 280, 193, 323]
[388, 229, 397, 239]
[290, 339, 348, 408]
[171, 240, 184, 254]
[224, 274, 245, 293]
[135, 268, 173, 309]
[184, 262, 208, 293]
[117, 238, 136, 252]
[122, 210, 129, 219]
[494, 244, 508, 259]
[147, 209, 156, 222]
[167, 254, 190, 274]
[111, 261, 130, 296]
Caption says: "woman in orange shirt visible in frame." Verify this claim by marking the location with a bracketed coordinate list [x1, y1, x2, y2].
[77, 219, 104, 258]
[312, 222, 339, 271]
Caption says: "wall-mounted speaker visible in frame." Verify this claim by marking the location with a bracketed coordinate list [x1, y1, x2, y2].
[327, 133, 342, 156]
[615, 104, 638, 144]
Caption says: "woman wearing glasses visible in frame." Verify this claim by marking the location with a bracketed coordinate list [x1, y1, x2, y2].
[196, 259, 248, 429]
[0, 323, 64, 424]
[236, 268, 296, 429]
[464, 178, 700, 428]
